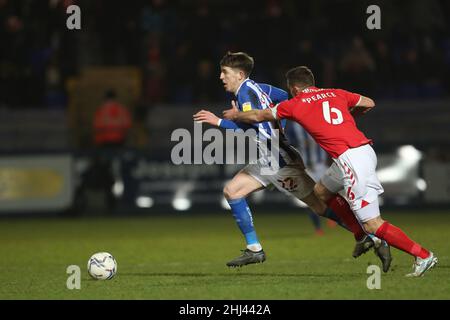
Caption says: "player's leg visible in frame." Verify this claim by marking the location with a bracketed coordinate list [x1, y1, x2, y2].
[304, 168, 324, 235]
[316, 161, 391, 268]
[300, 190, 352, 233]
[358, 197, 437, 276]
[307, 210, 324, 235]
[268, 161, 391, 269]
[223, 169, 266, 267]
[338, 145, 439, 274]
[268, 163, 354, 234]
[314, 165, 367, 241]
[315, 163, 338, 228]
[355, 162, 431, 261]
[356, 197, 436, 276]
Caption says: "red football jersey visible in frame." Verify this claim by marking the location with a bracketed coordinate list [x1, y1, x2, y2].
[273, 86, 372, 158]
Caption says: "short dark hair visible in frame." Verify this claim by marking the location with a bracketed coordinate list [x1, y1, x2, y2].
[285, 66, 315, 88]
[220, 51, 254, 77]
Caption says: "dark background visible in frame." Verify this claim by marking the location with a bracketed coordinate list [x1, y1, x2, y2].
[0, 0, 449, 215]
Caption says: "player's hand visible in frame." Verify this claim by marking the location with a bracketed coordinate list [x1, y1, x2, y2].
[222, 100, 239, 120]
[350, 106, 371, 117]
[193, 110, 220, 126]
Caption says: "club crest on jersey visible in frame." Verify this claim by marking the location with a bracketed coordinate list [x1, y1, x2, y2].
[242, 102, 252, 112]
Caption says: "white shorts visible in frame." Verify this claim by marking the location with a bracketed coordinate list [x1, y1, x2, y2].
[243, 161, 315, 200]
[320, 144, 384, 222]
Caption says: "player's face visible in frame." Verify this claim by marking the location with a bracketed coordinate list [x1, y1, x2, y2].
[220, 66, 243, 93]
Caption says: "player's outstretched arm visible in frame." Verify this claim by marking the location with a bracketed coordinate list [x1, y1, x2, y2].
[351, 96, 375, 115]
[223, 107, 275, 124]
[193, 110, 222, 126]
[193, 102, 243, 130]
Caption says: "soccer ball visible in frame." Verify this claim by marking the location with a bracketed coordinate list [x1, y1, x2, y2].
[87, 252, 117, 280]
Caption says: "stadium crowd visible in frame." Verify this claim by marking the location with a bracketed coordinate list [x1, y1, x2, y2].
[1, 0, 449, 108]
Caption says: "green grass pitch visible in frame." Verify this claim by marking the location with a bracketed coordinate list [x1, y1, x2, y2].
[0, 210, 449, 299]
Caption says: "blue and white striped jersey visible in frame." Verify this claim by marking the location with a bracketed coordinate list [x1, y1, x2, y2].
[232, 79, 301, 167]
[257, 83, 289, 105]
[286, 121, 328, 168]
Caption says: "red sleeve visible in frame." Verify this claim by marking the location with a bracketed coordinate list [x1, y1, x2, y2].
[275, 100, 294, 119]
[337, 89, 362, 108]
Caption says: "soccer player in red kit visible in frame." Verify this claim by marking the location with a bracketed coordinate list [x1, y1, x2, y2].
[224, 66, 438, 277]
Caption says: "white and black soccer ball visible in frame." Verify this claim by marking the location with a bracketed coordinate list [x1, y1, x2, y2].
[87, 252, 117, 280]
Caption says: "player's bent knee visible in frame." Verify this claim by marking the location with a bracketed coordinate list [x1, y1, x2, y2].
[223, 185, 235, 200]
[301, 191, 327, 216]
[223, 183, 245, 200]
[363, 224, 378, 234]
[363, 217, 384, 234]
[313, 183, 333, 203]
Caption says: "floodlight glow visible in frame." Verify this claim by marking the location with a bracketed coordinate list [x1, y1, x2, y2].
[416, 179, 427, 191]
[377, 167, 403, 182]
[172, 198, 191, 211]
[377, 145, 422, 183]
[112, 181, 124, 197]
[136, 196, 154, 208]
[398, 145, 422, 164]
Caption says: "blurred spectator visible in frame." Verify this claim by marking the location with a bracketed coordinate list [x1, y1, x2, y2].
[339, 36, 376, 96]
[88, 89, 132, 213]
[0, 14, 27, 107]
[45, 59, 66, 109]
[444, 37, 450, 95]
[167, 41, 195, 103]
[93, 89, 132, 146]
[192, 59, 221, 103]
[291, 40, 324, 85]
[0, 0, 449, 108]
[142, 31, 167, 103]
[420, 36, 445, 98]
[189, 1, 219, 60]
[373, 40, 395, 99]
[397, 47, 422, 98]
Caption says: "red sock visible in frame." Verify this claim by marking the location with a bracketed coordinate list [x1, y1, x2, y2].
[327, 195, 366, 241]
[375, 222, 429, 258]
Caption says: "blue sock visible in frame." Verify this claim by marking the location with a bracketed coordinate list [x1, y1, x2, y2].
[307, 211, 322, 231]
[323, 208, 351, 232]
[227, 198, 259, 246]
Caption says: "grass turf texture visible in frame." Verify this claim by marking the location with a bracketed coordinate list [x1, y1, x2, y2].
[0, 211, 449, 299]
